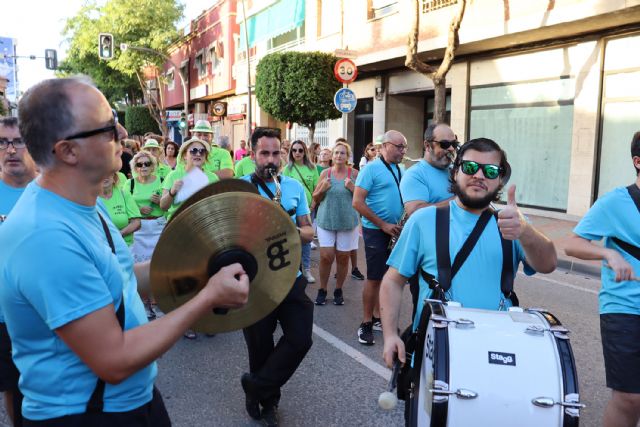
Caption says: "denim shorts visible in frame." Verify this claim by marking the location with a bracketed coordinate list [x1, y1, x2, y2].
[362, 227, 391, 281]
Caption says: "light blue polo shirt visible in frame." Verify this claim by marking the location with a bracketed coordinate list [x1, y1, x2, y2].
[0, 182, 156, 420]
[241, 174, 310, 278]
[573, 186, 640, 315]
[400, 159, 453, 205]
[354, 158, 404, 229]
[387, 201, 534, 330]
[0, 180, 30, 323]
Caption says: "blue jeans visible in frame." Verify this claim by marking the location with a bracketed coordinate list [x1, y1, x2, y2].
[302, 242, 311, 270]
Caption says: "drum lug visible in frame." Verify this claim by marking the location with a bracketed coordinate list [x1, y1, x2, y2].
[532, 395, 586, 409]
[430, 383, 478, 400]
[524, 324, 570, 339]
[430, 314, 475, 329]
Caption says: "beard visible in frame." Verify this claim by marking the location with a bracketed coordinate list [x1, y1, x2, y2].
[451, 180, 501, 210]
[256, 162, 279, 180]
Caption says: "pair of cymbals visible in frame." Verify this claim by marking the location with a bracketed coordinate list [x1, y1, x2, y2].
[150, 179, 301, 333]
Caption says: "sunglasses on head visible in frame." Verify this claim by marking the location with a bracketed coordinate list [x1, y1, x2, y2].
[291, 148, 304, 153]
[136, 161, 152, 168]
[432, 139, 459, 150]
[188, 147, 207, 156]
[460, 160, 503, 179]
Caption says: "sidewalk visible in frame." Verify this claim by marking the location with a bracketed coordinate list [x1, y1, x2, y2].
[527, 213, 601, 277]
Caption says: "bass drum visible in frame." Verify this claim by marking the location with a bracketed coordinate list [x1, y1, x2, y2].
[409, 301, 583, 427]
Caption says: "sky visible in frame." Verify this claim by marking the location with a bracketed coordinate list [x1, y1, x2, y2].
[2, 0, 215, 99]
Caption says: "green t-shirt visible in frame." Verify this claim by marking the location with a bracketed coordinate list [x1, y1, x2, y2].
[282, 163, 319, 207]
[316, 165, 329, 175]
[100, 187, 141, 246]
[156, 163, 172, 180]
[162, 168, 219, 220]
[126, 176, 165, 218]
[116, 172, 128, 189]
[234, 156, 256, 178]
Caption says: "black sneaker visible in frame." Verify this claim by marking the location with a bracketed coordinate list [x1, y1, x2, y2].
[333, 289, 344, 305]
[261, 405, 279, 427]
[372, 317, 382, 332]
[351, 267, 365, 280]
[315, 289, 327, 305]
[357, 322, 375, 345]
[240, 373, 262, 420]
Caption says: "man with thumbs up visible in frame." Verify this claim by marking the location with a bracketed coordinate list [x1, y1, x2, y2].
[380, 137, 557, 368]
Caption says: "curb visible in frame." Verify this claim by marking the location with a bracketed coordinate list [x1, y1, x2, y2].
[557, 258, 601, 278]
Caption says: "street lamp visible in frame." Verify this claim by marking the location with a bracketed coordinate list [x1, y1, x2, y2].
[240, 0, 252, 142]
[120, 43, 189, 138]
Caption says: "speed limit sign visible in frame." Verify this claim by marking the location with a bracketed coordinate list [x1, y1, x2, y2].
[334, 58, 358, 84]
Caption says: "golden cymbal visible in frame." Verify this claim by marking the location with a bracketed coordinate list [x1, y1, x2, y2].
[151, 192, 301, 333]
[168, 178, 259, 224]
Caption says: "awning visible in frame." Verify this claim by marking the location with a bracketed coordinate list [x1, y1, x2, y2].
[239, 0, 305, 50]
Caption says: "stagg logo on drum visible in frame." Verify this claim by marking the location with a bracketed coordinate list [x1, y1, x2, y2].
[488, 351, 516, 366]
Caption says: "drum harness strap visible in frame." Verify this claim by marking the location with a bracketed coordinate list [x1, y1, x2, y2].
[250, 174, 297, 217]
[611, 184, 640, 261]
[419, 204, 518, 308]
[87, 214, 125, 413]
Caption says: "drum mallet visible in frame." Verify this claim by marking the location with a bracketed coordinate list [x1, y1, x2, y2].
[378, 357, 401, 410]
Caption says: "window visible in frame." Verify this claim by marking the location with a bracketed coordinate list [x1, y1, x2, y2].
[208, 42, 223, 76]
[318, 0, 341, 37]
[368, 0, 398, 20]
[166, 68, 175, 91]
[267, 22, 305, 52]
[422, 0, 458, 13]
[180, 61, 188, 85]
[195, 52, 206, 78]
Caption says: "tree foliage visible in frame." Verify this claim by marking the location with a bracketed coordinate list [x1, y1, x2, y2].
[255, 51, 342, 141]
[58, 0, 184, 105]
[125, 105, 160, 136]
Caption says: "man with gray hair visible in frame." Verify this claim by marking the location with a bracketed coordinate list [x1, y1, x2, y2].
[352, 130, 406, 346]
[0, 78, 250, 424]
[0, 116, 37, 427]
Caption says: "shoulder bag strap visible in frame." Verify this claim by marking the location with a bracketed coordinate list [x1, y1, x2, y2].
[611, 185, 640, 261]
[250, 174, 296, 217]
[88, 214, 125, 413]
[491, 210, 517, 306]
[129, 179, 134, 194]
[292, 164, 313, 194]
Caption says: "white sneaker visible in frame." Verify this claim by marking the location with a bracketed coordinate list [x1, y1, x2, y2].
[304, 270, 316, 283]
[310, 241, 317, 250]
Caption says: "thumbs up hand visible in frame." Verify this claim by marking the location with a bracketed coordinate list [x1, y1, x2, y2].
[497, 185, 526, 240]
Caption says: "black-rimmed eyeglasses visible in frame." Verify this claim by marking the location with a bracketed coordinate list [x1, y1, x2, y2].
[0, 138, 26, 151]
[63, 109, 119, 143]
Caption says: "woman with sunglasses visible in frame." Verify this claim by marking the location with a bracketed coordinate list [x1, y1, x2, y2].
[160, 138, 219, 221]
[126, 150, 166, 262]
[312, 142, 361, 305]
[99, 173, 141, 247]
[359, 142, 378, 170]
[282, 140, 320, 283]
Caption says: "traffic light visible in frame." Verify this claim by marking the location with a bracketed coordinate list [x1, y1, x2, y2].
[44, 49, 58, 70]
[98, 33, 114, 60]
[179, 112, 187, 130]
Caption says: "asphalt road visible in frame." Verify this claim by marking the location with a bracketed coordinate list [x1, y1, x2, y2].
[0, 251, 615, 427]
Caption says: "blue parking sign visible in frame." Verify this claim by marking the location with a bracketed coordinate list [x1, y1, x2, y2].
[334, 88, 357, 114]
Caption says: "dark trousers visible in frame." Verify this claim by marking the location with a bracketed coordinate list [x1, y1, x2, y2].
[242, 275, 314, 406]
[23, 387, 170, 427]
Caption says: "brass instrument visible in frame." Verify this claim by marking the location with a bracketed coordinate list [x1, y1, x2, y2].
[388, 210, 408, 250]
[268, 167, 282, 204]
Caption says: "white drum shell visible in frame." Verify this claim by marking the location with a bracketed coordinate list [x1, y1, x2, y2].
[418, 305, 567, 427]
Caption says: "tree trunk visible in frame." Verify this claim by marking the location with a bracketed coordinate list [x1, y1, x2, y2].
[307, 123, 316, 145]
[433, 77, 447, 124]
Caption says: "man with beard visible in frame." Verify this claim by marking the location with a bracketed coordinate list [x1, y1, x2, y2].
[0, 116, 37, 427]
[240, 127, 314, 427]
[400, 123, 457, 317]
[380, 137, 557, 368]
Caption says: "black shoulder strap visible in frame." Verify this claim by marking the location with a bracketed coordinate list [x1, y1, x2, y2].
[88, 214, 126, 413]
[611, 184, 640, 261]
[250, 174, 296, 217]
[380, 157, 404, 206]
[129, 179, 134, 194]
[434, 205, 451, 293]
[493, 211, 517, 306]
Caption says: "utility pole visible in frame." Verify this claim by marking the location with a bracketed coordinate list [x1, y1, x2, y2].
[240, 0, 252, 142]
[120, 44, 189, 138]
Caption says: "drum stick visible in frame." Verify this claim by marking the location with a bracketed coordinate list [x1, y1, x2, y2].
[378, 358, 400, 410]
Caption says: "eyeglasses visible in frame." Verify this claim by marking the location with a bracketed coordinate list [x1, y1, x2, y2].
[460, 160, 503, 179]
[188, 147, 207, 156]
[63, 109, 119, 143]
[432, 139, 459, 150]
[0, 138, 26, 150]
[291, 148, 304, 154]
[385, 141, 408, 151]
[135, 161, 152, 168]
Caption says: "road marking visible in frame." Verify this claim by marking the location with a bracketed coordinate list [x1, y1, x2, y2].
[518, 272, 599, 295]
[313, 324, 391, 381]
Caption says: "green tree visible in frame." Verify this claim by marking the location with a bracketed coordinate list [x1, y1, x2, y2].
[125, 105, 160, 136]
[0, 98, 7, 116]
[58, 0, 184, 126]
[255, 51, 342, 143]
